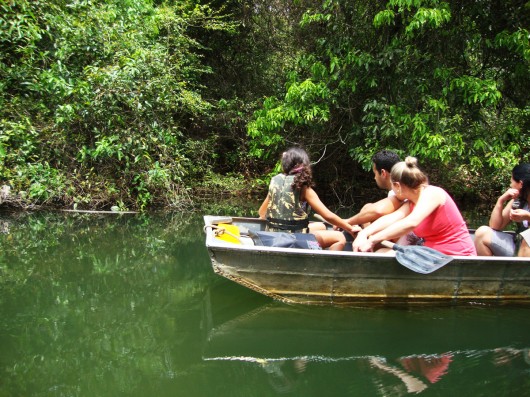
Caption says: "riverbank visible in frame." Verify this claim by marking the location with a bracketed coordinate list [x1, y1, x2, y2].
[0, 171, 491, 215]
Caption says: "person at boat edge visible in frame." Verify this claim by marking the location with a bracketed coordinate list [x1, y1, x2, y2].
[258, 146, 360, 250]
[474, 163, 530, 257]
[351, 156, 477, 256]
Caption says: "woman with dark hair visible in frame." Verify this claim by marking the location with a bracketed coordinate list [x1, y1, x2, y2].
[352, 157, 476, 256]
[474, 163, 530, 257]
[258, 147, 359, 250]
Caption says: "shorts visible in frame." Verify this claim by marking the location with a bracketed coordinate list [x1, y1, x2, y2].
[490, 230, 517, 256]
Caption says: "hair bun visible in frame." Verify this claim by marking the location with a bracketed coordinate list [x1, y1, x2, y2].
[405, 156, 418, 168]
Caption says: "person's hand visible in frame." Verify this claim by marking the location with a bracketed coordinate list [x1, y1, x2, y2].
[333, 223, 360, 232]
[501, 188, 520, 203]
[335, 219, 361, 235]
[352, 232, 373, 252]
[510, 208, 529, 222]
[350, 225, 362, 234]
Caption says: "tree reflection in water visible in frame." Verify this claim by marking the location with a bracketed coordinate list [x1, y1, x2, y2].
[1, 211, 529, 396]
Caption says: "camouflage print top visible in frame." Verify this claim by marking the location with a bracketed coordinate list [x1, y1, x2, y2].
[265, 174, 310, 233]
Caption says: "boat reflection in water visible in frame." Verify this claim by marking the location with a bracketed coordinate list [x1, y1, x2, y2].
[202, 285, 530, 395]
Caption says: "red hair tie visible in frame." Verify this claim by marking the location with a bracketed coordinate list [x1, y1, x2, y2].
[290, 166, 304, 174]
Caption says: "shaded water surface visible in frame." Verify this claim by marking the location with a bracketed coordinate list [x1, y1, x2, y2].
[0, 211, 529, 396]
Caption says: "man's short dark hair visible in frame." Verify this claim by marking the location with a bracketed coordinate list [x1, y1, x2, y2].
[372, 150, 401, 173]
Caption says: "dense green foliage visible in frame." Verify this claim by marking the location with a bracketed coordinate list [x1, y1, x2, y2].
[1, 0, 245, 210]
[1, 0, 528, 210]
[248, 0, 530, 200]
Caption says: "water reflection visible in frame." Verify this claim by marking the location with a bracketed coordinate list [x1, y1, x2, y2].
[0, 211, 213, 396]
[0, 211, 529, 396]
[203, 290, 530, 396]
[367, 353, 451, 394]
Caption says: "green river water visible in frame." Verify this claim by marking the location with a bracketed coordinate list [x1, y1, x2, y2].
[0, 210, 529, 396]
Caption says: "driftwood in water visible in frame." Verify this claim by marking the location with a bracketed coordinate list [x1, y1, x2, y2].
[62, 209, 138, 214]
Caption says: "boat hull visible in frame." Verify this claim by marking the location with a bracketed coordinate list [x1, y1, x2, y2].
[204, 216, 530, 305]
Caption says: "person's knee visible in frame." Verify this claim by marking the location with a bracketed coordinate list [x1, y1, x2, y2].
[329, 236, 346, 251]
[474, 226, 492, 240]
[308, 222, 326, 232]
[474, 226, 494, 255]
[330, 234, 346, 250]
[331, 232, 346, 250]
[329, 241, 346, 251]
[313, 230, 345, 250]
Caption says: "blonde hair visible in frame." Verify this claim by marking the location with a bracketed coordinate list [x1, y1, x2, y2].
[390, 156, 428, 189]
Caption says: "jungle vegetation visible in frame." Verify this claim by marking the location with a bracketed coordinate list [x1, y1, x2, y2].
[1, 0, 529, 211]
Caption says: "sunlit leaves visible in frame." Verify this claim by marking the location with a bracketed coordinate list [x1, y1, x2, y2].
[388, 0, 424, 10]
[0, 0, 43, 47]
[375, 0, 452, 39]
[404, 6, 451, 36]
[0, 0, 236, 210]
[449, 76, 502, 106]
[247, 78, 331, 157]
[300, 10, 332, 28]
[495, 28, 530, 61]
[373, 10, 396, 27]
[248, 0, 528, 204]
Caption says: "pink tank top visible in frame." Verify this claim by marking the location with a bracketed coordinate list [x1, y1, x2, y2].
[411, 186, 476, 256]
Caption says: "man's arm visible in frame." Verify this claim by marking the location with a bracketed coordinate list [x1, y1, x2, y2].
[347, 196, 403, 226]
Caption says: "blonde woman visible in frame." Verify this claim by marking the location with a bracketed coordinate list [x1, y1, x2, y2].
[352, 157, 476, 256]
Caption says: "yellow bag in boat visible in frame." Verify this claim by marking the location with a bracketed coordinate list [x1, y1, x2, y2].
[214, 223, 241, 244]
